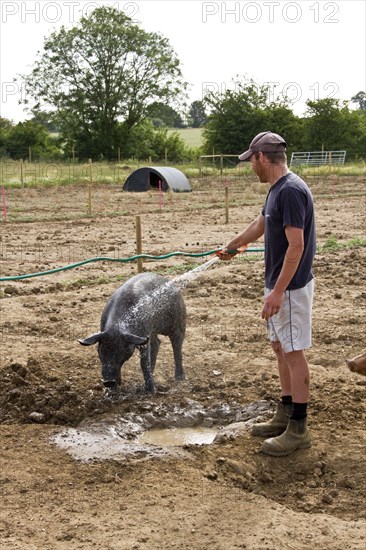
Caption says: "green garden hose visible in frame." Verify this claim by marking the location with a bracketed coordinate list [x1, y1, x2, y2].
[0, 247, 264, 282]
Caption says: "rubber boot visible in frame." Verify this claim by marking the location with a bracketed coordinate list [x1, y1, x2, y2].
[251, 402, 292, 437]
[261, 417, 311, 457]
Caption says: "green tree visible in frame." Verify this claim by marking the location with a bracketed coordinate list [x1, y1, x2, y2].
[5, 120, 58, 159]
[303, 98, 366, 159]
[0, 117, 13, 156]
[203, 79, 267, 154]
[356, 110, 366, 158]
[146, 102, 185, 128]
[262, 103, 305, 156]
[0, 117, 13, 134]
[30, 111, 58, 133]
[351, 91, 366, 111]
[20, 6, 186, 159]
[202, 77, 302, 156]
[150, 128, 192, 162]
[188, 100, 207, 128]
[115, 119, 192, 162]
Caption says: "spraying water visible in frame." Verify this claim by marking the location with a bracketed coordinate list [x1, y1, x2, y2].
[117, 256, 219, 331]
[172, 256, 219, 288]
[172, 245, 247, 288]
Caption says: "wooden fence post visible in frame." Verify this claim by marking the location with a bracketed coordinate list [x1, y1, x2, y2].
[20, 159, 24, 188]
[88, 159, 92, 215]
[329, 151, 335, 195]
[225, 178, 229, 224]
[158, 180, 163, 209]
[136, 215, 143, 273]
[1, 185, 7, 222]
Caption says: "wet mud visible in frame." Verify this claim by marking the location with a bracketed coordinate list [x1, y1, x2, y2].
[51, 400, 270, 461]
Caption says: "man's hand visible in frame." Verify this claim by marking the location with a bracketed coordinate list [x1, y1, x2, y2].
[215, 248, 238, 261]
[215, 244, 247, 261]
[262, 289, 284, 320]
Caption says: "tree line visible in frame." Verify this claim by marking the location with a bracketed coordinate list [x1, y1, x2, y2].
[0, 6, 365, 162]
[203, 82, 366, 162]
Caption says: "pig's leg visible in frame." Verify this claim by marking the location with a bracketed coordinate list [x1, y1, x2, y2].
[150, 336, 160, 373]
[139, 343, 155, 392]
[170, 331, 185, 381]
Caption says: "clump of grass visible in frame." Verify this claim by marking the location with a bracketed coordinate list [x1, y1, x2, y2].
[322, 234, 339, 251]
[319, 235, 366, 252]
[61, 273, 129, 290]
[156, 263, 198, 276]
[346, 237, 366, 247]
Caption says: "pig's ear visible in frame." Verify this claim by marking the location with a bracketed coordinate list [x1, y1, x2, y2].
[79, 332, 104, 346]
[126, 334, 149, 347]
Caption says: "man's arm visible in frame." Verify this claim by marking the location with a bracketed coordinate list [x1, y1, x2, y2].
[262, 225, 304, 320]
[219, 214, 265, 259]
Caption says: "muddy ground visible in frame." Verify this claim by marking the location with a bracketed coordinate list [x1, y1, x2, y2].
[0, 175, 365, 549]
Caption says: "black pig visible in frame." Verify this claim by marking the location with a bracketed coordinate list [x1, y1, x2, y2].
[79, 273, 186, 393]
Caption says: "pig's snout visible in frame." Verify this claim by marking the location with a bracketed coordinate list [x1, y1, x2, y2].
[101, 361, 121, 388]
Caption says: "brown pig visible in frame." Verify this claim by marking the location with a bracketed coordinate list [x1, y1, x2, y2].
[346, 351, 366, 376]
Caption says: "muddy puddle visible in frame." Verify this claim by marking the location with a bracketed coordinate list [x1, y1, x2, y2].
[138, 427, 218, 446]
[51, 399, 270, 463]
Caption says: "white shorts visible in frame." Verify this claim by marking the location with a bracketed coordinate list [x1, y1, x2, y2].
[265, 279, 314, 353]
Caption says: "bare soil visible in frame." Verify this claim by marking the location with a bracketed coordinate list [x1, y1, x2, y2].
[1, 176, 365, 549]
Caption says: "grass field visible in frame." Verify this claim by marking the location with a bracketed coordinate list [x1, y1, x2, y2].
[1, 158, 365, 188]
[167, 127, 203, 148]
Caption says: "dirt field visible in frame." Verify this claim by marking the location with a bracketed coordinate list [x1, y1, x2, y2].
[1, 175, 365, 549]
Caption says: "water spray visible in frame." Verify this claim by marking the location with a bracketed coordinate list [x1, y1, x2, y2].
[173, 245, 248, 288]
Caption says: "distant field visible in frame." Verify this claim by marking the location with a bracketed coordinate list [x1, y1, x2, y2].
[167, 127, 203, 148]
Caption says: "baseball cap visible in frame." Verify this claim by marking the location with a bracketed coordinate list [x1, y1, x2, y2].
[238, 131, 286, 161]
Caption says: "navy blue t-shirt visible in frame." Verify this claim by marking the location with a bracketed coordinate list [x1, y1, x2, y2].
[261, 172, 316, 290]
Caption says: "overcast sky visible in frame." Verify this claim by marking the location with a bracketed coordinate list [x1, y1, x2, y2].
[0, 0, 365, 122]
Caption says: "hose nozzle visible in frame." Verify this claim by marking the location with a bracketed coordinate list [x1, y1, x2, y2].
[215, 244, 248, 259]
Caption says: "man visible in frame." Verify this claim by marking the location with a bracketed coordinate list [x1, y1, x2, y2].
[218, 131, 316, 457]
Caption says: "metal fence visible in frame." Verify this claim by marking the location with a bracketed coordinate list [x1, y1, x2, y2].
[290, 151, 346, 167]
